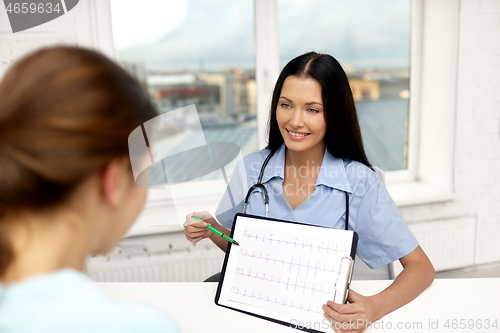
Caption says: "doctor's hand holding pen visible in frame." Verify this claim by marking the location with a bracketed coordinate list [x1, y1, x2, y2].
[183, 212, 233, 252]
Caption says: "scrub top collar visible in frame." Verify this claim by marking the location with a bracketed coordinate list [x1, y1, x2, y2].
[260, 143, 353, 193]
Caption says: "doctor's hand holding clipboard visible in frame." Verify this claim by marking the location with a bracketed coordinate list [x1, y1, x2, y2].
[183, 52, 435, 333]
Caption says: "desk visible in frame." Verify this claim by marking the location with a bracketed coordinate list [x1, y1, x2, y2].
[96, 278, 500, 333]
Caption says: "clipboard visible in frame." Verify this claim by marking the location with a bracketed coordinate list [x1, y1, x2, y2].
[215, 213, 358, 333]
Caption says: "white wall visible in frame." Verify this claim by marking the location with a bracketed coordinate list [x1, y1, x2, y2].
[0, 0, 113, 79]
[401, 0, 500, 269]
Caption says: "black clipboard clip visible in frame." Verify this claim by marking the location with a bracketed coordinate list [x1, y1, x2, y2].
[333, 256, 355, 304]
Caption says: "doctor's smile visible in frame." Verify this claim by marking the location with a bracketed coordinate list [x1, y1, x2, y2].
[285, 129, 310, 140]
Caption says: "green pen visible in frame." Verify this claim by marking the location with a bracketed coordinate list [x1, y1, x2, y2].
[191, 216, 240, 246]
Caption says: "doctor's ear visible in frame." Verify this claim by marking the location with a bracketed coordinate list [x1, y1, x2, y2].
[99, 156, 134, 208]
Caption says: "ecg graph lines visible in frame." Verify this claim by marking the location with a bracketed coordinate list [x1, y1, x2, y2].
[228, 226, 353, 318]
[233, 266, 336, 295]
[241, 229, 350, 255]
[230, 285, 325, 314]
[237, 249, 339, 278]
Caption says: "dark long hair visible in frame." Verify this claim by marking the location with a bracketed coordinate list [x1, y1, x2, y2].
[0, 46, 157, 276]
[266, 52, 372, 169]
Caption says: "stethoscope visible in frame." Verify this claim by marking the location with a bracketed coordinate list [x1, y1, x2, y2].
[242, 149, 350, 231]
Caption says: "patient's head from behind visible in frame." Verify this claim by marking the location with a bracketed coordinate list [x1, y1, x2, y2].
[0, 46, 157, 281]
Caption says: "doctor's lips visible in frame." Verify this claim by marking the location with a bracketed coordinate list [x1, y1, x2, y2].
[286, 128, 310, 141]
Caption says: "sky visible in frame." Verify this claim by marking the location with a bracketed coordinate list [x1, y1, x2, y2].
[110, 0, 189, 49]
[110, 0, 410, 72]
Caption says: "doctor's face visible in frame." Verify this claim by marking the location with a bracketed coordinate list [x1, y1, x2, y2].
[276, 75, 327, 156]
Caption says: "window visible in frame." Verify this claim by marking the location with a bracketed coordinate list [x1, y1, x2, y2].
[278, 0, 411, 172]
[110, 0, 455, 234]
[110, 0, 256, 233]
[110, 0, 257, 155]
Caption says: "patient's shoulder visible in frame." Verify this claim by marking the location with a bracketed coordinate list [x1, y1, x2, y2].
[0, 269, 179, 333]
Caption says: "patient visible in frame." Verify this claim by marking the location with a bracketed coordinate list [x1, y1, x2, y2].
[0, 46, 178, 332]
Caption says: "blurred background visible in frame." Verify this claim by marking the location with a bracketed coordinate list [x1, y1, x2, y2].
[0, 0, 499, 281]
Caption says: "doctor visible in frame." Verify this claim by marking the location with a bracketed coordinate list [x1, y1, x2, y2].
[184, 52, 434, 333]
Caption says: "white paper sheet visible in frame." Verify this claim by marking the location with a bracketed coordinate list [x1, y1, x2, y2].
[218, 215, 356, 332]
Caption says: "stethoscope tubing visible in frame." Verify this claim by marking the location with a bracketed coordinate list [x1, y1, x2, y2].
[242, 149, 350, 230]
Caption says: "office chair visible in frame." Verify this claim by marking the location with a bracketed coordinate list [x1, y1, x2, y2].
[204, 166, 395, 282]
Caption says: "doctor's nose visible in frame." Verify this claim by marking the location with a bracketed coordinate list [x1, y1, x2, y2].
[289, 110, 305, 128]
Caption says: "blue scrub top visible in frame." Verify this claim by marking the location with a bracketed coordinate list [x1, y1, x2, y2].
[215, 143, 418, 269]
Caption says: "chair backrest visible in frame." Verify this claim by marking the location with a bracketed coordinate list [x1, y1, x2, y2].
[352, 255, 395, 280]
[351, 166, 395, 280]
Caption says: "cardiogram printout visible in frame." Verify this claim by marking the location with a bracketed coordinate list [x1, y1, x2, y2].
[216, 214, 358, 333]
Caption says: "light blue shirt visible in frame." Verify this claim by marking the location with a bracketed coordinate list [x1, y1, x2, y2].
[0, 269, 179, 333]
[216, 143, 419, 269]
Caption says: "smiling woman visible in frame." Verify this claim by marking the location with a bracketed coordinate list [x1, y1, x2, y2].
[276, 75, 328, 210]
[268, 52, 371, 169]
[277, 76, 327, 156]
[184, 52, 434, 333]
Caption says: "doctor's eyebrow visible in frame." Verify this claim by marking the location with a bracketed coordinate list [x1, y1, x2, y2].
[279, 96, 323, 106]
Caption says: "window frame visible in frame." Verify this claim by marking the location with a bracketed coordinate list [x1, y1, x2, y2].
[385, 0, 458, 206]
